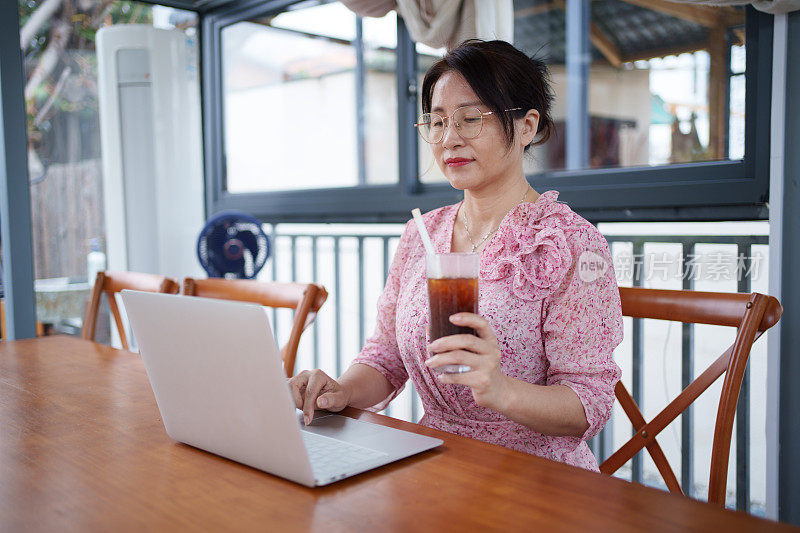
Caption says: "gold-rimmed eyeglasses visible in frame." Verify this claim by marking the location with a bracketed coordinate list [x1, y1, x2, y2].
[414, 106, 522, 144]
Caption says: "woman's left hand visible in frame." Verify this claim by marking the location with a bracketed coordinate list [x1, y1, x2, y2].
[425, 313, 511, 411]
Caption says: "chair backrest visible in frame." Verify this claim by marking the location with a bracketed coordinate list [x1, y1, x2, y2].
[0, 300, 44, 340]
[600, 287, 782, 506]
[182, 278, 328, 377]
[82, 271, 180, 351]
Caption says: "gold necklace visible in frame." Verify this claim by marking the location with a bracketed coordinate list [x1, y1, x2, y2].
[462, 185, 531, 253]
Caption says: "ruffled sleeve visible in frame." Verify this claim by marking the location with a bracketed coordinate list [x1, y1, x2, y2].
[541, 223, 623, 443]
[481, 191, 574, 302]
[349, 221, 412, 393]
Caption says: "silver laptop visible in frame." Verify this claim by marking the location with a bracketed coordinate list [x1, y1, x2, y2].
[120, 290, 442, 487]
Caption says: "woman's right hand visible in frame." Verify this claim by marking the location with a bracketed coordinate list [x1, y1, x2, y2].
[288, 369, 352, 425]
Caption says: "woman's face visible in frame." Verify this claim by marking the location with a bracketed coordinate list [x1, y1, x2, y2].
[429, 71, 525, 193]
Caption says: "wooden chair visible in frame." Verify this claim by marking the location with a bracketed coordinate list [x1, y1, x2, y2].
[82, 271, 180, 350]
[182, 278, 328, 377]
[600, 287, 783, 506]
[0, 298, 45, 341]
[0, 300, 45, 340]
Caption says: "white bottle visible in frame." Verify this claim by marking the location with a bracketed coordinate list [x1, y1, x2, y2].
[87, 238, 107, 287]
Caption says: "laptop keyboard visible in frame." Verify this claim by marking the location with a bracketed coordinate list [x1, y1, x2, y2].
[301, 431, 389, 482]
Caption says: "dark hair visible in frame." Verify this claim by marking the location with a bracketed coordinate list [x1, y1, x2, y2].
[421, 39, 555, 150]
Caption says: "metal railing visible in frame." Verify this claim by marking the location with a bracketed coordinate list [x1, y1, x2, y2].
[264, 224, 768, 512]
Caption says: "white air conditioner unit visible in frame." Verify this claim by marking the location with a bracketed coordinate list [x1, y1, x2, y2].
[96, 25, 204, 281]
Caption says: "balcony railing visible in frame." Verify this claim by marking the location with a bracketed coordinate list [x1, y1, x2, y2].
[261, 223, 769, 513]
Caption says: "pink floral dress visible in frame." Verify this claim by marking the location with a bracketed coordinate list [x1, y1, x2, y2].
[351, 190, 623, 470]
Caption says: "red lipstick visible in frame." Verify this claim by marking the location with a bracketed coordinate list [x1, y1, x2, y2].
[445, 157, 473, 167]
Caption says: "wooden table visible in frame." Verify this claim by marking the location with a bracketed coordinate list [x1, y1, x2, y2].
[0, 336, 794, 532]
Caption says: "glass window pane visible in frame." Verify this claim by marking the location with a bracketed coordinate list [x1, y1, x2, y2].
[729, 45, 745, 160]
[222, 3, 397, 193]
[21, 1, 198, 340]
[416, 44, 447, 184]
[417, 3, 568, 184]
[363, 13, 399, 185]
[588, 0, 746, 168]
[513, 1, 568, 174]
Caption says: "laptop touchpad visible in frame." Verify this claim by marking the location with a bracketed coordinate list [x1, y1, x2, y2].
[300, 413, 385, 441]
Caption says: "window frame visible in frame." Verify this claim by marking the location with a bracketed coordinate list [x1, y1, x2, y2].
[201, 1, 772, 223]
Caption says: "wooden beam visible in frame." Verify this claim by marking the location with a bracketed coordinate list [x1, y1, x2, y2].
[618, 0, 738, 28]
[732, 27, 745, 46]
[707, 24, 728, 160]
[514, 0, 565, 19]
[590, 22, 622, 67]
[721, 8, 747, 27]
[621, 40, 708, 62]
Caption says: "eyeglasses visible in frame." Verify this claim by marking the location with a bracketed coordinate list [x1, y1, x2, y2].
[414, 106, 522, 144]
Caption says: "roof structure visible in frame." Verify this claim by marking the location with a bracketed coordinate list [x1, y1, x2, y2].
[513, 0, 745, 65]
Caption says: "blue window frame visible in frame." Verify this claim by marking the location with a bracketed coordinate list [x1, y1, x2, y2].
[198, 0, 772, 223]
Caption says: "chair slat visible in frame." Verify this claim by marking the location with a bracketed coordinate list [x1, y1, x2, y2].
[82, 271, 180, 350]
[708, 295, 770, 505]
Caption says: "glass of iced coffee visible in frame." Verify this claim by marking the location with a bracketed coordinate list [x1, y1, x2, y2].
[427, 252, 479, 373]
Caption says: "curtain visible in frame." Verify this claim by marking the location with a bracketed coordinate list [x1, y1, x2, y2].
[337, 0, 395, 17]
[339, 0, 514, 49]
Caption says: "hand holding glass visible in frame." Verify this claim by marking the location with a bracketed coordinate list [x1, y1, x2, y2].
[427, 253, 479, 374]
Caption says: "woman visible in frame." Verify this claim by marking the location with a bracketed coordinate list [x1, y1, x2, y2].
[289, 40, 623, 471]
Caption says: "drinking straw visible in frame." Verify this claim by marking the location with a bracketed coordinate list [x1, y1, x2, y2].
[411, 208, 439, 277]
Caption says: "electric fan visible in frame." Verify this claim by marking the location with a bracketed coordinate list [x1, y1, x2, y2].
[196, 211, 270, 279]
